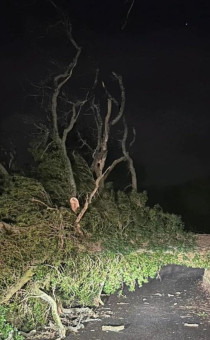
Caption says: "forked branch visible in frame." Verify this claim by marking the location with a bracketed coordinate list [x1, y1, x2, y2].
[51, 22, 82, 141]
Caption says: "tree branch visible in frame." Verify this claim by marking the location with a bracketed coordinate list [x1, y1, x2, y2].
[0, 163, 9, 176]
[110, 72, 125, 126]
[74, 165, 112, 232]
[103, 156, 126, 182]
[0, 267, 36, 304]
[51, 21, 81, 140]
[121, 0, 135, 30]
[77, 131, 93, 154]
[48, 20, 83, 197]
[121, 118, 137, 191]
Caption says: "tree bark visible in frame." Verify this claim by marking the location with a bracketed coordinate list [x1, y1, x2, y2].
[122, 118, 138, 191]
[50, 24, 82, 197]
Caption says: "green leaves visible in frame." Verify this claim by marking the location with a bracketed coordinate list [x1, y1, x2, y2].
[0, 306, 24, 340]
[0, 172, 199, 336]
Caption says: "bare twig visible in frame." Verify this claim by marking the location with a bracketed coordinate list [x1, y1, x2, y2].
[110, 72, 125, 126]
[77, 131, 93, 153]
[102, 81, 119, 107]
[129, 127, 136, 148]
[103, 156, 126, 182]
[40, 141, 54, 159]
[121, 0, 135, 30]
[31, 198, 56, 210]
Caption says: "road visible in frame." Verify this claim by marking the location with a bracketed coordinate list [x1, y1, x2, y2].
[68, 265, 210, 340]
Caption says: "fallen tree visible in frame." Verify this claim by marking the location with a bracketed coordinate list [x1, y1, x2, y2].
[0, 4, 209, 340]
[1, 173, 209, 339]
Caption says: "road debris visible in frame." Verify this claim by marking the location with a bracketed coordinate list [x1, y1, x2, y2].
[102, 325, 125, 332]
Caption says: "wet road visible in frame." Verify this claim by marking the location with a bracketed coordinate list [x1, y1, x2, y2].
[67, 265, 210, 340]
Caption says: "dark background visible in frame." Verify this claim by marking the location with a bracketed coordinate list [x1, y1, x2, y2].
[1, 0, 210, 232]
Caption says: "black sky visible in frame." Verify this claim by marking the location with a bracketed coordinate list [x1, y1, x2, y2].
[1, 0, 210, 230]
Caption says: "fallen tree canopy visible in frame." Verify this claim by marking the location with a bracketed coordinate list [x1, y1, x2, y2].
[1, 4, 210, 339]
[0, 175, 209, 339]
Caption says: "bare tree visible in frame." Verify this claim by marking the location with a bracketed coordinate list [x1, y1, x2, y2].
[89, 73, 126, 184]
[49, 20, 84, 197]
[75, 72, 137, 233]
[29, 1, 138, 233]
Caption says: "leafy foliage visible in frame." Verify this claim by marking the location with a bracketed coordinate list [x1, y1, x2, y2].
[0, 172, 200, 337]
[0, 175, 51, 226]
[0, 8, 204, 337]
[30, 142, 73, 206]
[0, 175, 77, 296]
[30, 142, 95, 205]
[5, 298, 49, 333]
[72, 152, 95, 198]
[0, 305, 24, 340]
[83, 189, 193, 252]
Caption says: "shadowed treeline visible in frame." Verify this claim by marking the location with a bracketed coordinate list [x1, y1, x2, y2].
[145, 177, 210, 233]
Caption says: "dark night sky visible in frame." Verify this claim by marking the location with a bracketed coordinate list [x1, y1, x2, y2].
[1, 0, 210, 230]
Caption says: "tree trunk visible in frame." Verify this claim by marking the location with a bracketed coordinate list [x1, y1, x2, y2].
[59, 140, 77, 197]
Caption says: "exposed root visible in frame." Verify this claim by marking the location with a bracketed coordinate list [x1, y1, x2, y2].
[60, 306, 100, 333]
[21, 305, 100, 339]
[32, 286, 66, 339]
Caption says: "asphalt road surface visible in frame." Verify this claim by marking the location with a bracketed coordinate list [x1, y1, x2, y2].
[68, 265, 210, 340]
